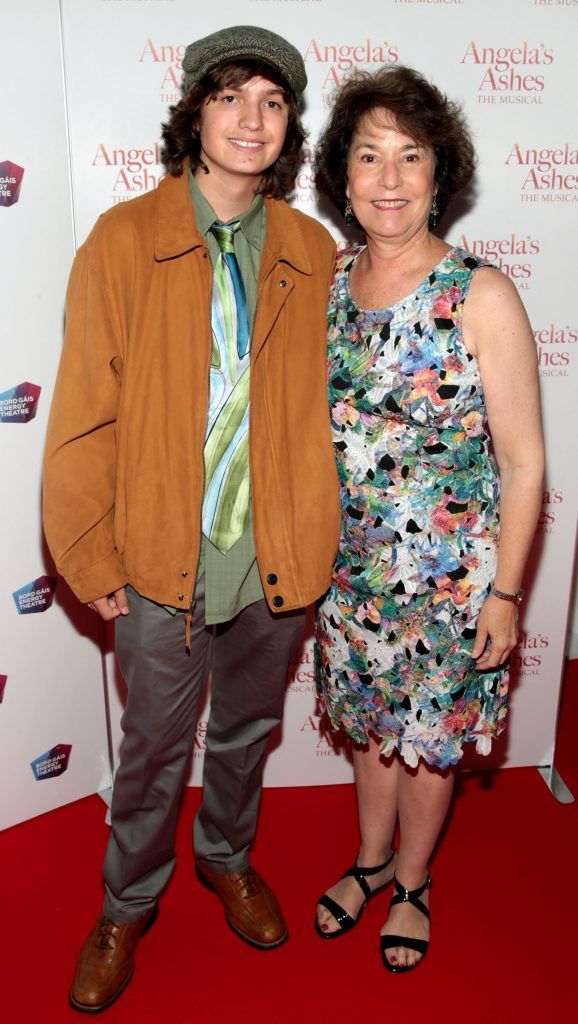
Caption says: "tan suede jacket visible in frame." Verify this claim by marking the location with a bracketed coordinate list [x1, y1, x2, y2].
[43, 170, 340, 614]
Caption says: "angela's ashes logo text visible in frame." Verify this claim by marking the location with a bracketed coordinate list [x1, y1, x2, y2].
[534, 324, 576, 378]
[138, 38, 185, 104]
[92, 144, 163, 203]
[300, 715, 351, 757]
[287, 647, 315, 693]
[461, 40, 553, 104]
[304, 38, 398, 99]
[512, 632, 549, 677]
[291, 145, 316, 207]
[537, 488, 563, 535]
[506, 143, 578, 202]
[456, 233, 539, 291]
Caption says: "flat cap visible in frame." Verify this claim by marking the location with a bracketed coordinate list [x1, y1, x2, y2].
[182, 25, 307, 96]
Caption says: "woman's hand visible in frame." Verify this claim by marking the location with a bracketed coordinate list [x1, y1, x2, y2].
[471, 595, 518, 671]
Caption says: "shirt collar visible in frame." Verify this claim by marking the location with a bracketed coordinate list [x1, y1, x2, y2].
[188, 168, 264, 250]
[154, 163, 311, 274]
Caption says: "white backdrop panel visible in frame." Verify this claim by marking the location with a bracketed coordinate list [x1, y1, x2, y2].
[57, 0, 578, 787]
[0, 0, 112, 830]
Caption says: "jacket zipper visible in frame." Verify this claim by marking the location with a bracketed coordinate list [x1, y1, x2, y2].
[185, 244, 212, 652]
[246, 260, 276, 569]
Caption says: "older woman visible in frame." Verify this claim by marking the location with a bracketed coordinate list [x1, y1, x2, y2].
[313, 66, 544, 972]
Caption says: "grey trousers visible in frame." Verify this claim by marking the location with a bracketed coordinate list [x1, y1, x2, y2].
[102, 582, 306, 922]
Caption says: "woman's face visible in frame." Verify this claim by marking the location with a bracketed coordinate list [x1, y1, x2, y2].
[346, 108, 437, 245]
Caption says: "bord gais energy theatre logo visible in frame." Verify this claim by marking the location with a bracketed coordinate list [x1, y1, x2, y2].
[0, 382, 41, 423]
[461, 40, 554, 104]
[0, 160, 25, 207]
[30, 744, 72, 781]
[506, 143, 578, 202]
[12, 576, 57, 615]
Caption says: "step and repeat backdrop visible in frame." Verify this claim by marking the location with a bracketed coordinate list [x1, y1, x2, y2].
[2, 0, 577, 827]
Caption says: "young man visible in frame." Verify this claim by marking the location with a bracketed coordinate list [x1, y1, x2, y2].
[43, 26, 340, 1013]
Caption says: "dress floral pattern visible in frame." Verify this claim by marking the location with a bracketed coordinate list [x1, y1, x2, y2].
[315, 246, 508, 770]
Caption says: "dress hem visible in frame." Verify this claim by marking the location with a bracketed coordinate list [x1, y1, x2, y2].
[320, 702, 507, 772]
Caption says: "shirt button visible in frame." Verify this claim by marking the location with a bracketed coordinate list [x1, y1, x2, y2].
[272, 596, 284, 608]
[266, 573, 278, 585]
[279, 279, 287, 288]
[178, 595, 184, 601]
[181, 571, 189, 578]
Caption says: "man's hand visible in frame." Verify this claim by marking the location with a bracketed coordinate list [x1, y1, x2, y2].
[471, 595, 518, 671]
[88, 587, 130, 620]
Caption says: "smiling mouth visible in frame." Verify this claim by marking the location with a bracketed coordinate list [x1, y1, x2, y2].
[372, 199, 409, 209]
[229, 138, 264, 149]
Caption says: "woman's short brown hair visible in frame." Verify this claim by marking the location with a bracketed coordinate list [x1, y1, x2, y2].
[161, 59, 306, 200]
[314, 65, 476, 224]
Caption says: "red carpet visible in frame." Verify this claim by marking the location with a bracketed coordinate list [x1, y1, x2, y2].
[4, 661, 578, 1024]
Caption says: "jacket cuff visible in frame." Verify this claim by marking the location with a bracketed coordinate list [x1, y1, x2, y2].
[64, 551, 128, 604]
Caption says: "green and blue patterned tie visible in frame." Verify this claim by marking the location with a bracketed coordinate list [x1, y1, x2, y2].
[202, 221, 251, 553]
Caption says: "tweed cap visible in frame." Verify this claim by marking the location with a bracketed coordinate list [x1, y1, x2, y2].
[182, 25, 307, 96]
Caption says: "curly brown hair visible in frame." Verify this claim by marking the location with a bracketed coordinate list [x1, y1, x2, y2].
[314, 65, 476, 225]
[161, 59, 306, 200]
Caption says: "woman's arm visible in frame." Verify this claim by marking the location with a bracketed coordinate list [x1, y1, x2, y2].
[461, 267, 545, 670]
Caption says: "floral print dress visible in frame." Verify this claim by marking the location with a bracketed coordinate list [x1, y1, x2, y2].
[315, 245, 508, 770]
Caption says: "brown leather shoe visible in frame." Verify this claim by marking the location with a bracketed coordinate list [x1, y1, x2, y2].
[197, 863, 288, 950]
[69, 906, 157, 1013]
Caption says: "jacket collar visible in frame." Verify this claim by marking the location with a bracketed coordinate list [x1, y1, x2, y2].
[154, 166, 312, 275]
[154, 168, 205, 260]
[262, 196, 312, 276]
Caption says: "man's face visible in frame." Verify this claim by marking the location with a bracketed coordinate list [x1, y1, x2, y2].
[197, 75, 290, 185]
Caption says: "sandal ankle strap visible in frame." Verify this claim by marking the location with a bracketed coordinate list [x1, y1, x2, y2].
[343, 849, 396, 901]
[390, 872, 431, 921]
[350, 848, 396, 877]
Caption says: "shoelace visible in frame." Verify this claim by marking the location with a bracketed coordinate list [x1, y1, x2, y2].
[235, 868, 261, 900]
[96, 916, 119, 950]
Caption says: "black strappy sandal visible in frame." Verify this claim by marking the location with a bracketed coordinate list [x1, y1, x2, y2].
[380, 873, 431, 972]
[314, 849, 396, 940]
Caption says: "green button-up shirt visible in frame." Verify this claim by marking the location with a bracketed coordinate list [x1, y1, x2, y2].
[188, 171, 265, 625]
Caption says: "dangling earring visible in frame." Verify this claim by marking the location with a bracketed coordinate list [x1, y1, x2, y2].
[430, 194, 439, 227]
[344, 198, 355, 225]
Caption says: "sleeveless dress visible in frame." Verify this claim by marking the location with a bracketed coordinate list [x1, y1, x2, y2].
[315, 245, 508, 770]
